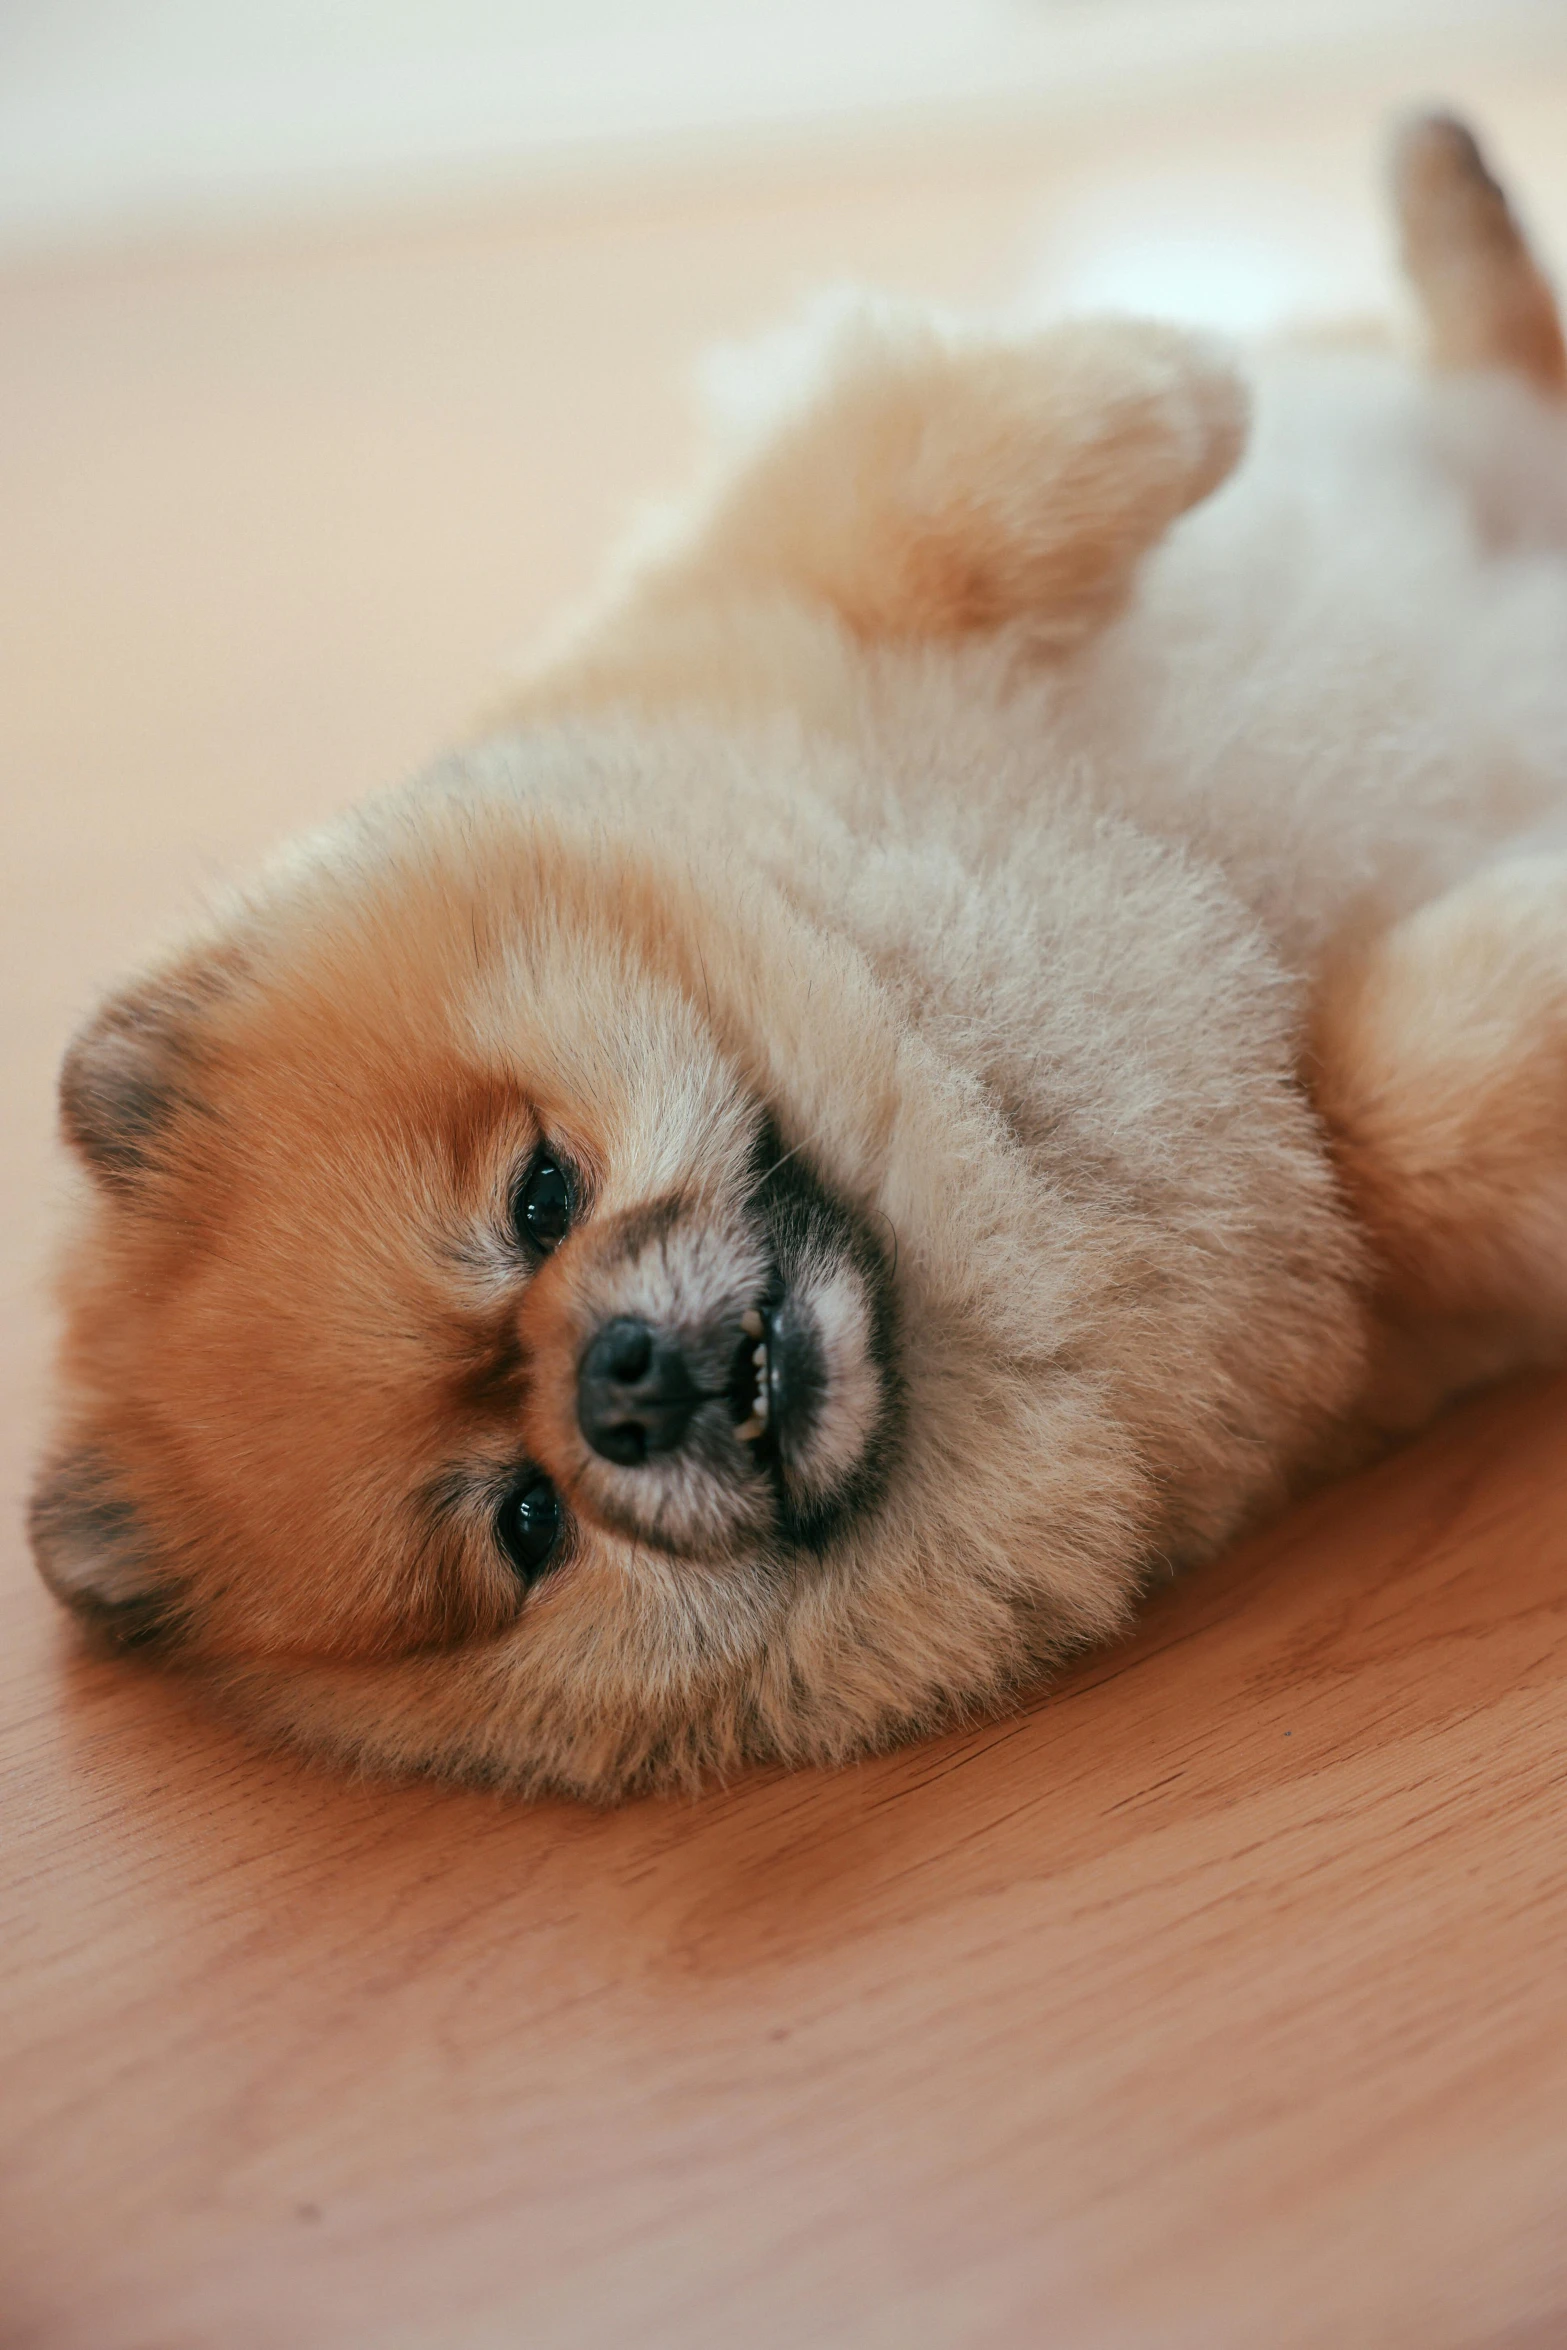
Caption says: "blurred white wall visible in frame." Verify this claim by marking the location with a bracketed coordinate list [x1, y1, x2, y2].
[0, 0, 1549, 254]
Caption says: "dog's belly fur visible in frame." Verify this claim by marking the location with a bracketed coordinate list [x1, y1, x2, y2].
[1070, 349, 1567, 965]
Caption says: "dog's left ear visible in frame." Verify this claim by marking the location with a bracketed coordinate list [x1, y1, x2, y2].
[29, 1444, 180, 1649]
[58, 952, 235, 1191]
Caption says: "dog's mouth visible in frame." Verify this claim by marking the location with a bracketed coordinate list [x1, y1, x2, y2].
[729, 1296, 829, 1463]
[729, 1305, 774, 1447]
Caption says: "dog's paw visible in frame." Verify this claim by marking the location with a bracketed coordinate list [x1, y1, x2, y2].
[683, 306, 1250, 649]
[1392, 110, 1567, 394]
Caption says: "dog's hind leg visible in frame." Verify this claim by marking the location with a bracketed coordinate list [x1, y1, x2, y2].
[1307, 118, 1567, 1413]
[1393, 111, 1567, 395]
[1313, 857, 1567, 1375]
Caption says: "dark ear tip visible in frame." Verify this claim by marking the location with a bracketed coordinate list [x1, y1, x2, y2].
[28, 1445, 182, 1653]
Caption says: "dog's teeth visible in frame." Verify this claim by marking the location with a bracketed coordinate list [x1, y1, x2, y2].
[736, 1321, 771, 1438]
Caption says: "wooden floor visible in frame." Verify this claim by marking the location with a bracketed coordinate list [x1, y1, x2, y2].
[5, 38, 1567, 2350]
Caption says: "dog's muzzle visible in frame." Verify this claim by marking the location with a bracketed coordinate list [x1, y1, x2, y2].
[568, 1139, 900, 1558]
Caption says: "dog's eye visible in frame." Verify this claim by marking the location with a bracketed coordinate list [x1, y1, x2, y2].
[512, 1149, 572, 1255]
[495, 1476, 563, 1585]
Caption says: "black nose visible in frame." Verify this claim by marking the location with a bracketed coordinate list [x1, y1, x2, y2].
[577, 1317, 702, 1467]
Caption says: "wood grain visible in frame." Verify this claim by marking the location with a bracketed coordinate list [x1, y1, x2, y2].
[4, 48, 1567, 2350]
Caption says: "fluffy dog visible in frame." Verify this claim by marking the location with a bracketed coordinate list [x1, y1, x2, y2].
[30, 116, 1567, 1798]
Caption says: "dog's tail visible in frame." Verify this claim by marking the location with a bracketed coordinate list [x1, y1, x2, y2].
[1392, 111, 1566, 396]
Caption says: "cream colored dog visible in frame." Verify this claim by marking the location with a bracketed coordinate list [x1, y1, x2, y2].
[30, 115, 1567, 1798]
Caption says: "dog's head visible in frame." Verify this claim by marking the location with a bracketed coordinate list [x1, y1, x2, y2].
[37, 762, 902, 1723]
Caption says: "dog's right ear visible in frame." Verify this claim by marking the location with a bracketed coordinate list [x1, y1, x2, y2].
[29, 1444, 181, 1650]
[58, 956, 232, 1190]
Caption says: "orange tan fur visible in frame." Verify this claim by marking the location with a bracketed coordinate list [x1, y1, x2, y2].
[29, 113, 1567, 1799]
